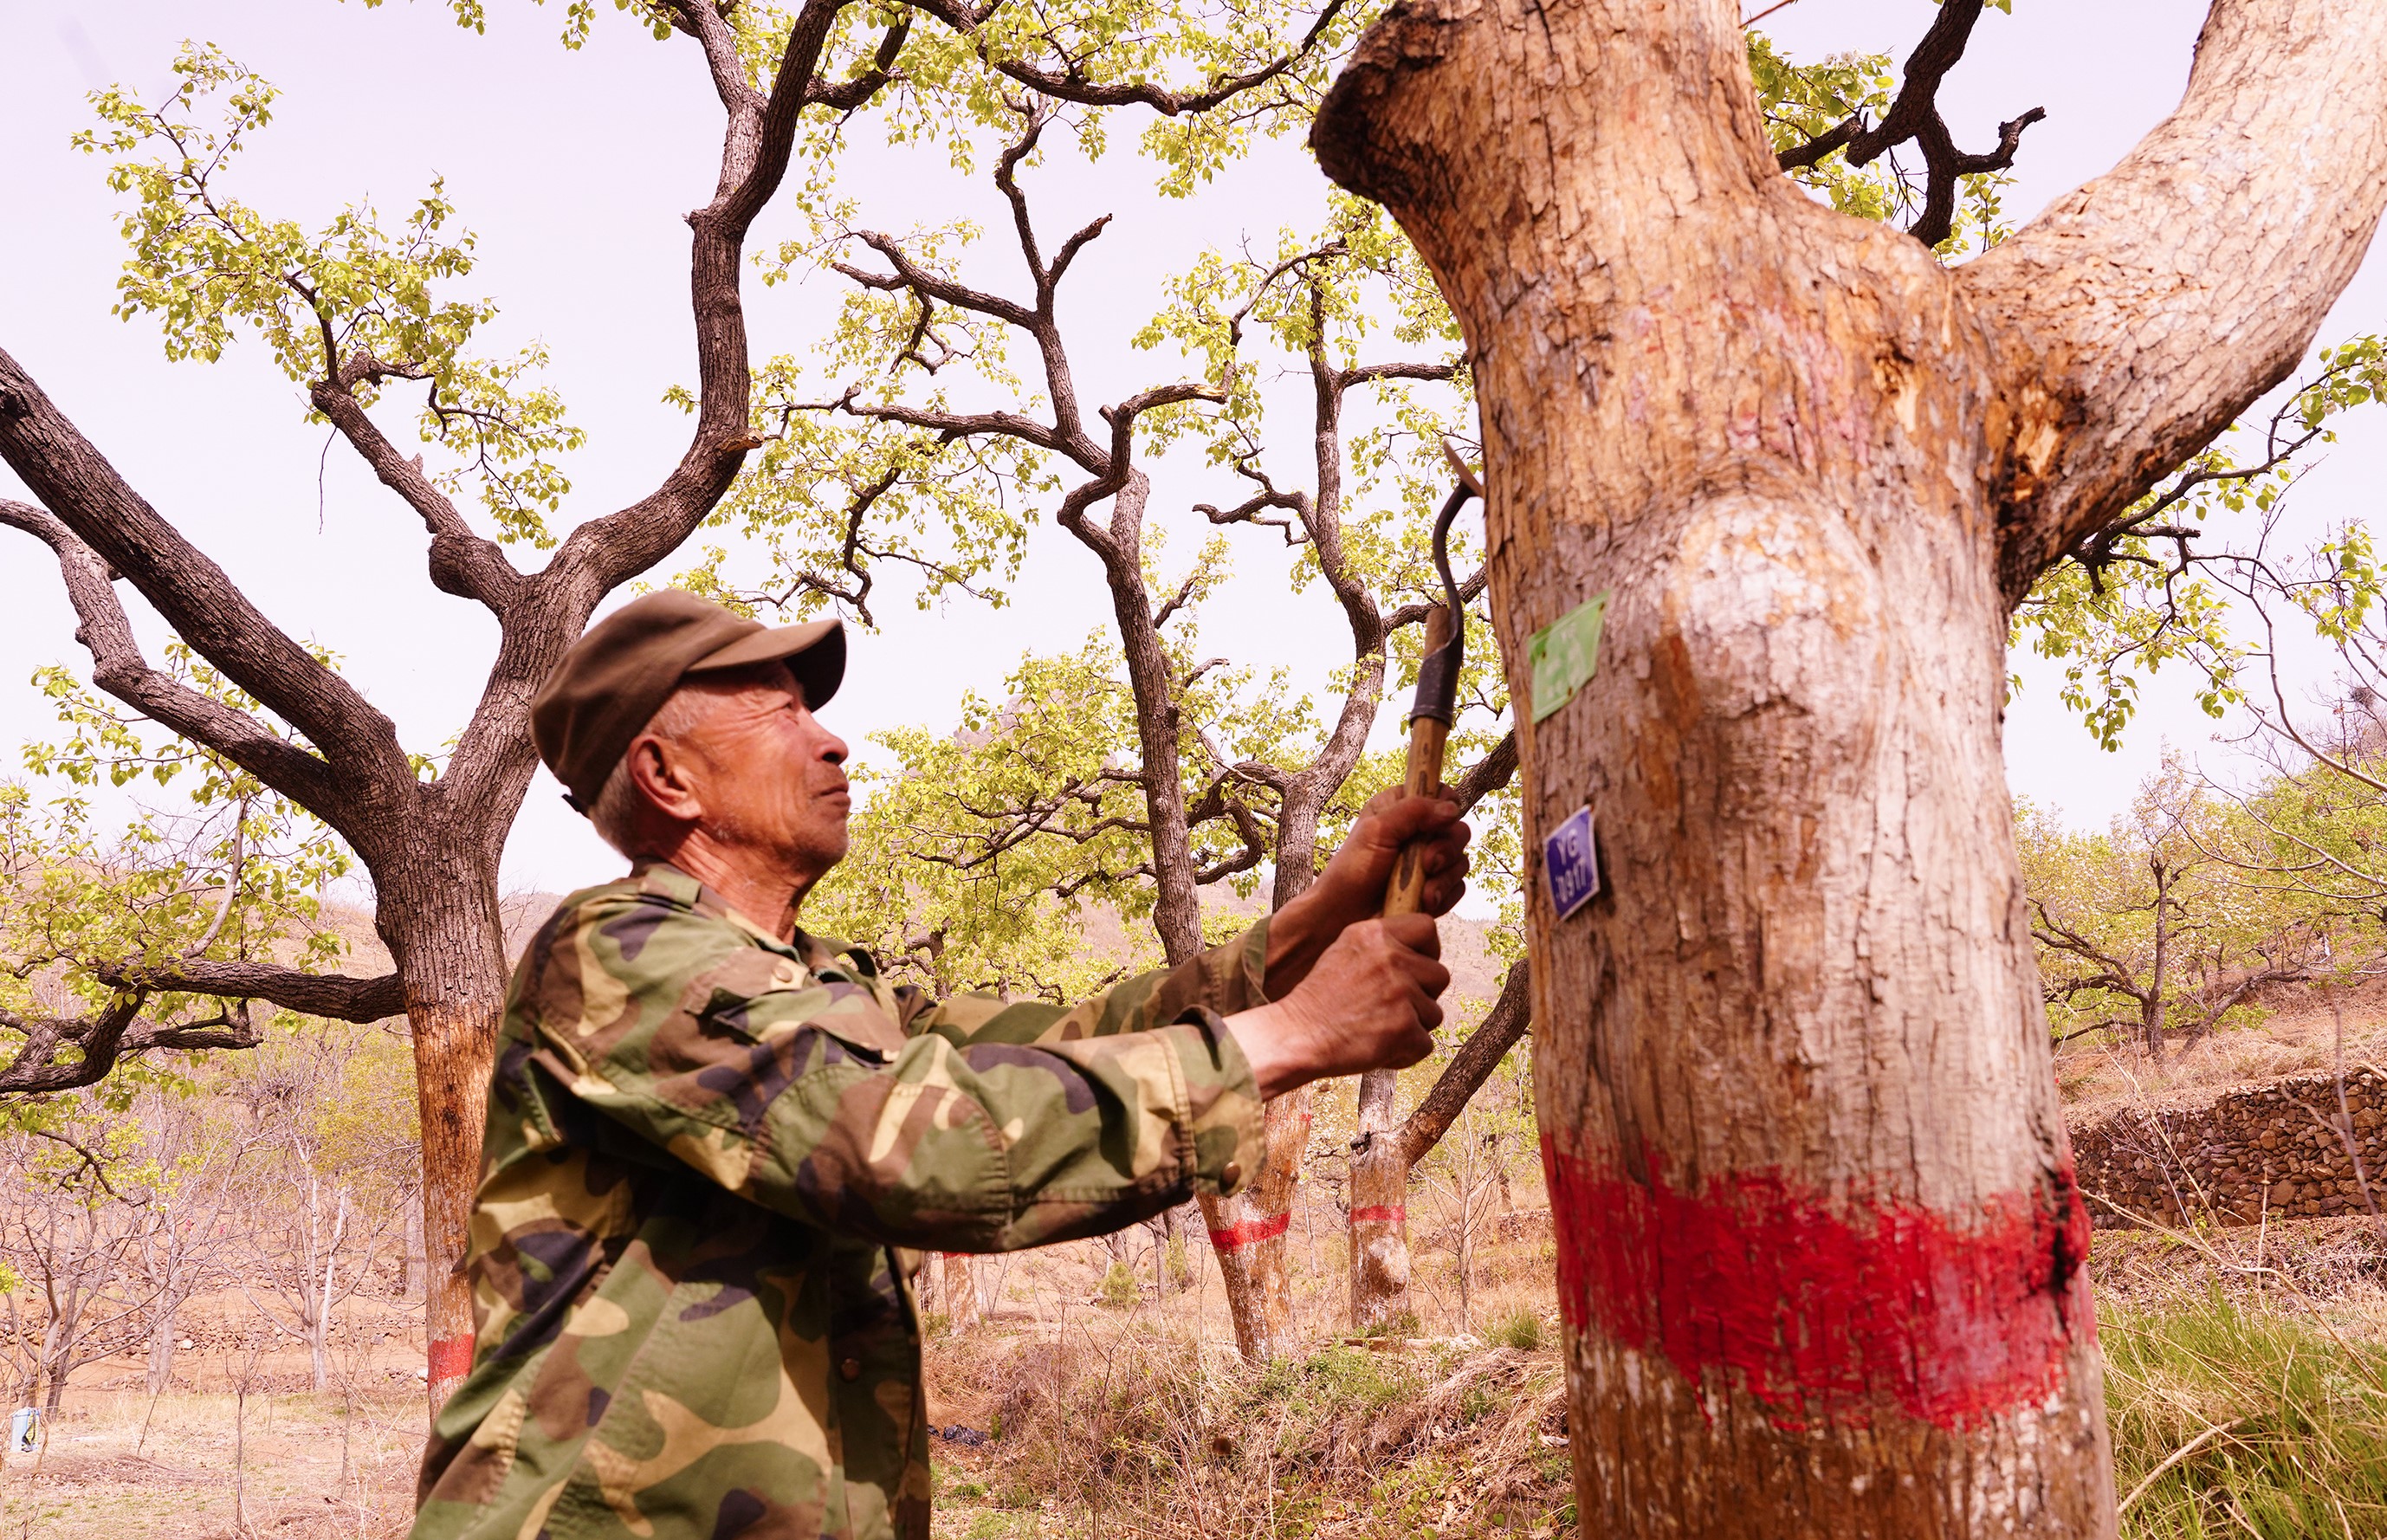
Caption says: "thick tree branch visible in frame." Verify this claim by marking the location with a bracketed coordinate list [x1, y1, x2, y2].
[90, 957, 404, 1024]
[0, 500, 341, 816]
[0, 351, 409, 794]
[1449, 730, 1517, 815]
[553, 0, 873, 598]
[310, 359, 527, 614]
[1966, 0, 2387, 607]
[0, 995, 263, 1097]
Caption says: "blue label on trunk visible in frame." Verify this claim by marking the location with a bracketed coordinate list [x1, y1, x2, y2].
[1543, 805, 1600, 920]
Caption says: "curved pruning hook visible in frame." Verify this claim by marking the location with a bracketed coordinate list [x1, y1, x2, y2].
[1383, 440, 1485, 916]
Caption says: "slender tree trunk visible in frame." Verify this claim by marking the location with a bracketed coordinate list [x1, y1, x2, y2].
[941, 1255, 982, 1331]
[310, 1189, 347, 1393]
[37, 1317, 68, 1417]
[1201, 797, 1339, 1359]
[1109, 521, 1291, 1348]
[1349, 961, 1532, 1334]
[1347, 610, 1456, 1332]
[146, 1304, 176, 1397]
[1316, 0, 2387, 1529]
[1346, 1075, 1412, 1334]
[1203, 1087, 1312, 1357]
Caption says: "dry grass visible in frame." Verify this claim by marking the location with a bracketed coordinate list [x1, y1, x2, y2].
[21, 1168, 2387, 1539]
[928, 1320, 1571, 1538]
[0, 1382, 421, 1539]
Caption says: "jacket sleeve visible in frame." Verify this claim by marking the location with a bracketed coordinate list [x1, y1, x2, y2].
[515, 893, 1264, 1253]
[911, 917, 1275, 1047]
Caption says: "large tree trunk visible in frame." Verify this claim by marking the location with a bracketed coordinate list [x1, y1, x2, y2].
[380, 830, 514, 1409]
[1314, 0, 2387, 1531]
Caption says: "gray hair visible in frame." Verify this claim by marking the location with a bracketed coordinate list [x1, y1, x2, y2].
[586, 686, 715, 856]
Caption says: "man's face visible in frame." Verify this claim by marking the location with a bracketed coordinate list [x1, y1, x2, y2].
[673, 661, 852, 887]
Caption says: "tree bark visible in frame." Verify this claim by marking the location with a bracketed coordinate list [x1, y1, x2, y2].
[1314, 0, 2387, 1531]
[1345, 1071, 1411, 1333]
[1349, 959, 1529, 1333]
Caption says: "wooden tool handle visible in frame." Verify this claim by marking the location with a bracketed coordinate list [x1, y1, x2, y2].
[1383, 606, 1455, 919]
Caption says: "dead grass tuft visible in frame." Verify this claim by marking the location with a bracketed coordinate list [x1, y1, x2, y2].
[931, 1310, 1572, 1537]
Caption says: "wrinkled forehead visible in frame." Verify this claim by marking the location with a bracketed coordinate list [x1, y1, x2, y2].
[682, 657, 806, 708]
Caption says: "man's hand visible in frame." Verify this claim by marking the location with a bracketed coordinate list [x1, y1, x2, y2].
[1226, 913, 1448, 1099]
[1264, 790, 1472, 998]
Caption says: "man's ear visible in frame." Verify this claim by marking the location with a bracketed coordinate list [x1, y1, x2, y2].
[624, 733, 705, 825]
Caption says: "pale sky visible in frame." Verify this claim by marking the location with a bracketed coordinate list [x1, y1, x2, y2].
[3, 0, 2381, 908]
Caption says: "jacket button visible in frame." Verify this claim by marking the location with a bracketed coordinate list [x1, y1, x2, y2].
[839, 1357, 863, 1382]
[1220, 1161, 1243, 1187]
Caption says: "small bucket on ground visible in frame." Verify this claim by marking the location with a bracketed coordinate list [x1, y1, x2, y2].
[7, 1407, 37, 1454]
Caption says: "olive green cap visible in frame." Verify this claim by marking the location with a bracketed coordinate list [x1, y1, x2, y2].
[531, 591, 845, 813]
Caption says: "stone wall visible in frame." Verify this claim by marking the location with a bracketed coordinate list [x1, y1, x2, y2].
[2072, 1064, 2387, 1229]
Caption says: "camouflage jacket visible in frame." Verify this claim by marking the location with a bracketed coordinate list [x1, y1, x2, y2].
[412, 862, 1266, 1540]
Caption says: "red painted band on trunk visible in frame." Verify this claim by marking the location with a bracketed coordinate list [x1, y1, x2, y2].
[427, 1334, 475, 1383]
[1541, 1142, 2092, 1433]
[1206, 1211, 1291, 1249]
[1348, 1205, 1407, 1226]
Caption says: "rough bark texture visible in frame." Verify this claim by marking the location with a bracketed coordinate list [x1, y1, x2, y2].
[1313, 0, 2387, 1531]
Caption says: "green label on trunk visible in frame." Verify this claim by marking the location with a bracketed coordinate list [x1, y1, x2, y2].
[1528, 592, 1609, 722]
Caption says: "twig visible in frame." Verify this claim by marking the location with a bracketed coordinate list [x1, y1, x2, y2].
[2115, 1416, 2248, 1515]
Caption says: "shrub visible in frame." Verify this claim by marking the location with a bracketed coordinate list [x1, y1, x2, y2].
[1490, 1306, 1543, 1351]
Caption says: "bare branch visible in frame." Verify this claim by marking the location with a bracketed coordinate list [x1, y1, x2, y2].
[1397, 960, 1530, 1167]
[1773, 0, 2045, 249]
[907, 0, 1352, 116]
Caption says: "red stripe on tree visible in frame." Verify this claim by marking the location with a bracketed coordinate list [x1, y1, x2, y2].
[1347, 1205, 1407, 1226]
[1206, 1211, 1291, 1250]
[427, 1335, 475, 1385]
[1542, 1142, 2093, 1433]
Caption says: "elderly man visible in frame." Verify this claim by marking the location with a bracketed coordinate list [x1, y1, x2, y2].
[411, 592, 1470, 1540]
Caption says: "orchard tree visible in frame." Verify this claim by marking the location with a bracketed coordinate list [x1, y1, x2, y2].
[1310, 0, 2387, 1534]
[2018, 761, 2324, 1056]
[0, 0, 1355, 1406]
[0, 762, 342, 1095]
[774, 141, 1548, 1351]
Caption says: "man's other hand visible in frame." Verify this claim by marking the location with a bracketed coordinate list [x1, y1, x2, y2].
[1227, 913, 1448, 1100]
[1264, 790, 1471, 998]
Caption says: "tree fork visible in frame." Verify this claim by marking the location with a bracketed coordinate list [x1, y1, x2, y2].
[1315, 0, 2387, 1531]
